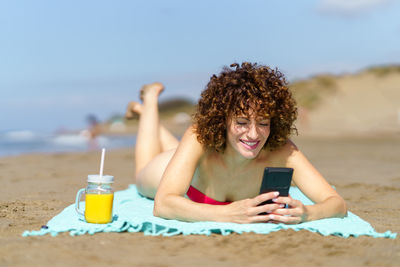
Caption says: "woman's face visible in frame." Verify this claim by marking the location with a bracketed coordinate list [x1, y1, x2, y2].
[226, 112, 271, 159]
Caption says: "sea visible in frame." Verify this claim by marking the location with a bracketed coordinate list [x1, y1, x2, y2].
[0, 129, 136, 158]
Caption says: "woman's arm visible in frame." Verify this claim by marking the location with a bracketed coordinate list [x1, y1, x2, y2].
[270, 140, 347, 223]
[153, 126, 282, 223]
[153, 126, 222, 221]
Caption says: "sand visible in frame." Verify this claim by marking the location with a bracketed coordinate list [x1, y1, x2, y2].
[1, 134, 399, 267]
[297, 72, 400, 136]
[1, 69, 400, 266]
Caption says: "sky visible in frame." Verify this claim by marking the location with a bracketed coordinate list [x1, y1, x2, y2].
[1, 0, 400, 133]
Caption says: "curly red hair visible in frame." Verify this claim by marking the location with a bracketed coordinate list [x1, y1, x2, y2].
[193, 62, 297, 152]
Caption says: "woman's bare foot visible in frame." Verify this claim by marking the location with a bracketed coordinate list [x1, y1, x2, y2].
[125, 101, 143, 120]
[140, 82, 164, 102]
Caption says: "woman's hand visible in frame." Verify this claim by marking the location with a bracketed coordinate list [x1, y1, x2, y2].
[226, 192, 286, 224]
[268, 195, 308, 224]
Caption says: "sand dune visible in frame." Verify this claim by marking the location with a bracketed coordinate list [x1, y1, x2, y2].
[292, 67, 400, 136]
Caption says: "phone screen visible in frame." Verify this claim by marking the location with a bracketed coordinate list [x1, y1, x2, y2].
[259, 167, 293, 206]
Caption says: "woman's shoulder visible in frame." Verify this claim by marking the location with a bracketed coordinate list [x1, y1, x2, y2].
[264, 139, 300, 165]
[178, 125, 206, 155]
[280, 139, 299, 152]
[181, 125, 200, 142]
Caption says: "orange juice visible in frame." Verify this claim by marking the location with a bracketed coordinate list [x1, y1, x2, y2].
[84, 193, 114, 224]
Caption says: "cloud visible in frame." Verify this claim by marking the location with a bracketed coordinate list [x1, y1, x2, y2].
[317, 0, 392, 17]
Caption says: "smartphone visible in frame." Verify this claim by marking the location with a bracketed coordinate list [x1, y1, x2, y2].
[258, 167, 293, 206]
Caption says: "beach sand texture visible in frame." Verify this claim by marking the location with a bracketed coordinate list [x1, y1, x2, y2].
[1, 68, 400, 266]
[0, 136, 399, 267]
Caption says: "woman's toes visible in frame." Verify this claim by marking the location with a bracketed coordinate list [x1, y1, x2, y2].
[140, 82, 164, 101]
[125, 101, 142, 119]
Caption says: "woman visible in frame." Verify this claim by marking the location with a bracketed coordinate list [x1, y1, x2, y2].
[125, 62, 347, 224]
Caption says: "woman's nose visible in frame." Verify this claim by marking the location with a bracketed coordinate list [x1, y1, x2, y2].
[247, 124, 258, 139]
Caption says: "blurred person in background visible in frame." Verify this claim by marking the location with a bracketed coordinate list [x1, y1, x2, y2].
[85, 114, 101, 150]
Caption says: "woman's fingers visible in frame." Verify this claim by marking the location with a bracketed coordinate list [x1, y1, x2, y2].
[269, 197, 307, 222]
[272, 208, 302, 217]
[250, 214, 272, 223]
[272, 196, 295, 206]
[230, 194, 306, 224]
[253, 191, 279, 206]
[251, 203, 284, 216]
[268, 214, 302, 224]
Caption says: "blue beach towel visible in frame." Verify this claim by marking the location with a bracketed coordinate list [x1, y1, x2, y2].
[23, 185, 396, 238]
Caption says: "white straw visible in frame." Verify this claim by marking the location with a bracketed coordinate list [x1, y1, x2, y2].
[99, 148, 105, 178]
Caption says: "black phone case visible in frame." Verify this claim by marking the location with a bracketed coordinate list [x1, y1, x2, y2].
[259, 167, 293, 206]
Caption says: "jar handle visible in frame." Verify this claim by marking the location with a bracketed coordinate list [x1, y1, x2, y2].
[75, 188, 85, 219]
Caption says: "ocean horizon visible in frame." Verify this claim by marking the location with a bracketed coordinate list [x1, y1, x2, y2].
[0, 129, 136, 158]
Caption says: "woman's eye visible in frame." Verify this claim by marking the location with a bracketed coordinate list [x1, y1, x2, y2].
[260, 123, 269, 126]
[236, 121, 247, 125]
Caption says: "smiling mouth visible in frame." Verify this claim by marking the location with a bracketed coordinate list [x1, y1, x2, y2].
[240, 139, 260, 150]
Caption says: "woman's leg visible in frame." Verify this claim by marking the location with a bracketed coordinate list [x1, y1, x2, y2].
[125, 82, 179, 176]
[125, 83, 180, 198]
[135, 83, 163, 176]
[126, 102, 179, 153]
[159, 126, 180, 152]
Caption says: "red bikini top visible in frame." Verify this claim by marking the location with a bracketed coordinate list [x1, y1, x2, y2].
[186, 185, 231, 205]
